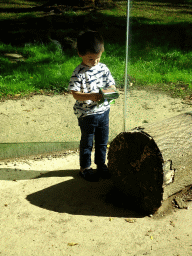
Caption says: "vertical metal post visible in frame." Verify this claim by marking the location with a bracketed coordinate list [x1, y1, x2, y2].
[123, 0, 130, 132]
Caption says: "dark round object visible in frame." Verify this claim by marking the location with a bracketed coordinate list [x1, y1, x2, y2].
[108, 131, 164, 214]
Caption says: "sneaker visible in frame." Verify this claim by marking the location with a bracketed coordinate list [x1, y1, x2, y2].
[79, 167, 100, 182]
[97, 164, 111, 179]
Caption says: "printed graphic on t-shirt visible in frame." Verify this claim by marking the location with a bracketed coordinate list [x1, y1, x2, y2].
[68, 63, 115, 118]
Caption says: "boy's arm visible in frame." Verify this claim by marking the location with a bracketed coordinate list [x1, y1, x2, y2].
[71, 91, 103, 102]
[107, 85, 116, 90]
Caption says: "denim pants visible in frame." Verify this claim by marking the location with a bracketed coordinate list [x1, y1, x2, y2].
[78, 109, 110, 169]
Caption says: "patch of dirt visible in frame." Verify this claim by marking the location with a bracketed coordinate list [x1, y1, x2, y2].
[0, 89, 192, 256]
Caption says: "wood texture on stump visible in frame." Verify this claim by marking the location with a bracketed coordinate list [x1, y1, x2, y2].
[108, 112, 192, 214]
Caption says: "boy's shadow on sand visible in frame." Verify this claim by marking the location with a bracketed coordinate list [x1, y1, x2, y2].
[28, 169, 144, 218]
[0, 167, 144, 218]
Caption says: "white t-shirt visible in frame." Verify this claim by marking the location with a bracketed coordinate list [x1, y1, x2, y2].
[68, 63, 115, 118]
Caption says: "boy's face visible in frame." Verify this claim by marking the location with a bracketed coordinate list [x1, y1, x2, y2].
[78, 51, 103, 68]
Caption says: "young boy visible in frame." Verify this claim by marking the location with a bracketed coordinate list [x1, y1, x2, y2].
[68, 30, 116, 182]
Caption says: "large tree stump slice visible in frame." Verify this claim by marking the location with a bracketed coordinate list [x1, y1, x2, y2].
[108, 112, 192, 214]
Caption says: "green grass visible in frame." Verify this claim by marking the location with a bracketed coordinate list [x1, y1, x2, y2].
[0, 0, 192, 100]
[0, 42, 79, 98]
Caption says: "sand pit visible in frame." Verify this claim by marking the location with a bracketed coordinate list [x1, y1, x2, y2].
[0, 88, 192, 255]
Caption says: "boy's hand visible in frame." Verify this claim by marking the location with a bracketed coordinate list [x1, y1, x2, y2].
[108, 85, 116, 90]
[92, 93, 103, 102]
[71, 91, 103, 102]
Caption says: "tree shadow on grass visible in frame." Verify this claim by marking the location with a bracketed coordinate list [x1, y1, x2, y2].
[0, 8, 191, 50]
[133, 0, 192, 5]
[0, 3, 191, 91]
[0, 166, 145, 218]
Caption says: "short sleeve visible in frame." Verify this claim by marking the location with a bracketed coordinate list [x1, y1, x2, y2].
[68, 72, 82, 92]
[104, 67, 115, 87]
[106, 69, 115, 87]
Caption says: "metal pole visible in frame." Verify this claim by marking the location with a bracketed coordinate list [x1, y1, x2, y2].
[123, 0, 130, 132]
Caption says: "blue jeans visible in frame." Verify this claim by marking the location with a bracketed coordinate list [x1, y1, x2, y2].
[78, 109, 110, 169]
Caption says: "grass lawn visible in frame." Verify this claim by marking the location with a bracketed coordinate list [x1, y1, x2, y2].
[0, 0, 192, 100]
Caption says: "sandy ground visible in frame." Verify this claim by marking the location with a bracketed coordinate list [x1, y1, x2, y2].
[0, 88, 192, 256]
[0, 88, 192, 143]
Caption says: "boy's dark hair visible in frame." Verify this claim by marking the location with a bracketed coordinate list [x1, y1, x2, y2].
[77, 30, 104, 56]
